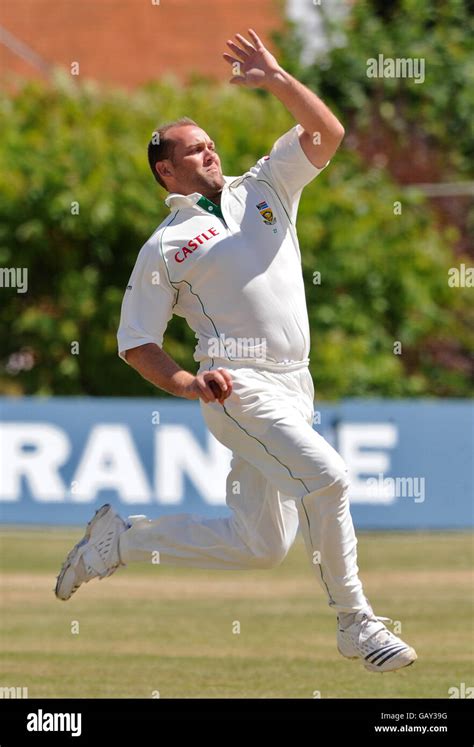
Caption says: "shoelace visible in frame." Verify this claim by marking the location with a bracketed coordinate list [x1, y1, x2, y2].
[357, 614, 393, 646]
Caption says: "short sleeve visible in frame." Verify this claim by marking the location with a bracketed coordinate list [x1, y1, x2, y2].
[117, 238, 176, 363]
[249, 123, 329, 222]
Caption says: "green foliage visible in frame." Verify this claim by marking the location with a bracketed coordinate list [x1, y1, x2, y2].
[276, 0, 474, 176]
[0, 67, 471, 398]
[299, 164, 471, 397]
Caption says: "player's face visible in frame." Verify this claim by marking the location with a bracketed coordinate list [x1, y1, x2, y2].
[163, 126, 225, 196]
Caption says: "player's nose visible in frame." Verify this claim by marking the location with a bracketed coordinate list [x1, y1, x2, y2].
[204, 149, 218, 166]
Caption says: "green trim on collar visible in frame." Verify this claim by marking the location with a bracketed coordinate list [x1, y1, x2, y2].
[196, 195, 224, 220]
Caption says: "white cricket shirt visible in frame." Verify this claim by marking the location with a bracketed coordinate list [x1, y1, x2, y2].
[117, 124, 328, 372]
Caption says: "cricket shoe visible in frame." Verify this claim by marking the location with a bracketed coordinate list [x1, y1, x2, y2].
[55, 504, 129, 601]
[337, 609, 417, 672]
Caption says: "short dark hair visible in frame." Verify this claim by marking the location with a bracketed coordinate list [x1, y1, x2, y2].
[148, 117, 198, 190]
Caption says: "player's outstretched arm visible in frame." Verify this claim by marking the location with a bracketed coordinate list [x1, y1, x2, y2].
[222, 28, 344, 167]
[125, 343, 232, 405]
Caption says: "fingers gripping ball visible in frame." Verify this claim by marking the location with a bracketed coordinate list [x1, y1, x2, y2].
[209, 380, 224, 399]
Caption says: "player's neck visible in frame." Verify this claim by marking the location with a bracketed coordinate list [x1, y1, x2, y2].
[202, 189, 222, 207]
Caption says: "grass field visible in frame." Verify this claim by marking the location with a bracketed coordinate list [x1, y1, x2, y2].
[0, 528, 472, 699]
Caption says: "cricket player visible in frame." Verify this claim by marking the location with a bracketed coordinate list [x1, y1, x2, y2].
[56, 29, 417, 673]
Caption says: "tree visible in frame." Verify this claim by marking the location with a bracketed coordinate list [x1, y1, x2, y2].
[0, 65, 471, 397]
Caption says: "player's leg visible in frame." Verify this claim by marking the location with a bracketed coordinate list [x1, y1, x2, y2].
[201, 366, 416, 671]
[202, 365, 367, 612]
[119, 452, 299, 570]
[55, 449, 299, 600]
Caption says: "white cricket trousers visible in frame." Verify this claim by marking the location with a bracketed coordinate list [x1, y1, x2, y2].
[119, 362, 367, 613]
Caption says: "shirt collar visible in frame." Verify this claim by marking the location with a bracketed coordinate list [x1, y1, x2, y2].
[164, 191, 202, 209]
[164, 176, 237, 212]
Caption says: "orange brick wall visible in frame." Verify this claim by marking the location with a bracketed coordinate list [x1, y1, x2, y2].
[0, 0, 285, 88]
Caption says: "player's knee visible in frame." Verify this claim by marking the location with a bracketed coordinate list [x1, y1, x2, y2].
[251, 538, 292, 569]
[300, 455, 350, 504]
[325, 458, 350, 495]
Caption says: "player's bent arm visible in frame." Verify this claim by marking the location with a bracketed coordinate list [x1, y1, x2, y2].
[124, 343, 233, 405]
[222, 29, 343, 167]
[125, 343, 193, 396]
[264, 70, 345, 167]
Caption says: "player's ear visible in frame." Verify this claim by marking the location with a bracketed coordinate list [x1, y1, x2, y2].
[156, 159, 173, 181]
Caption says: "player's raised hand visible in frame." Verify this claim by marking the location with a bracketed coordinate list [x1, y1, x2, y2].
[222, 29, 282, 89]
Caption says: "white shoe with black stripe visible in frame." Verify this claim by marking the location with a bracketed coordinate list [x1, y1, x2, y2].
[55, 504, 128, 601]
[337, 610, 417, 672]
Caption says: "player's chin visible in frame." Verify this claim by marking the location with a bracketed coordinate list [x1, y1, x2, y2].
[203, 170, 224, 187]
